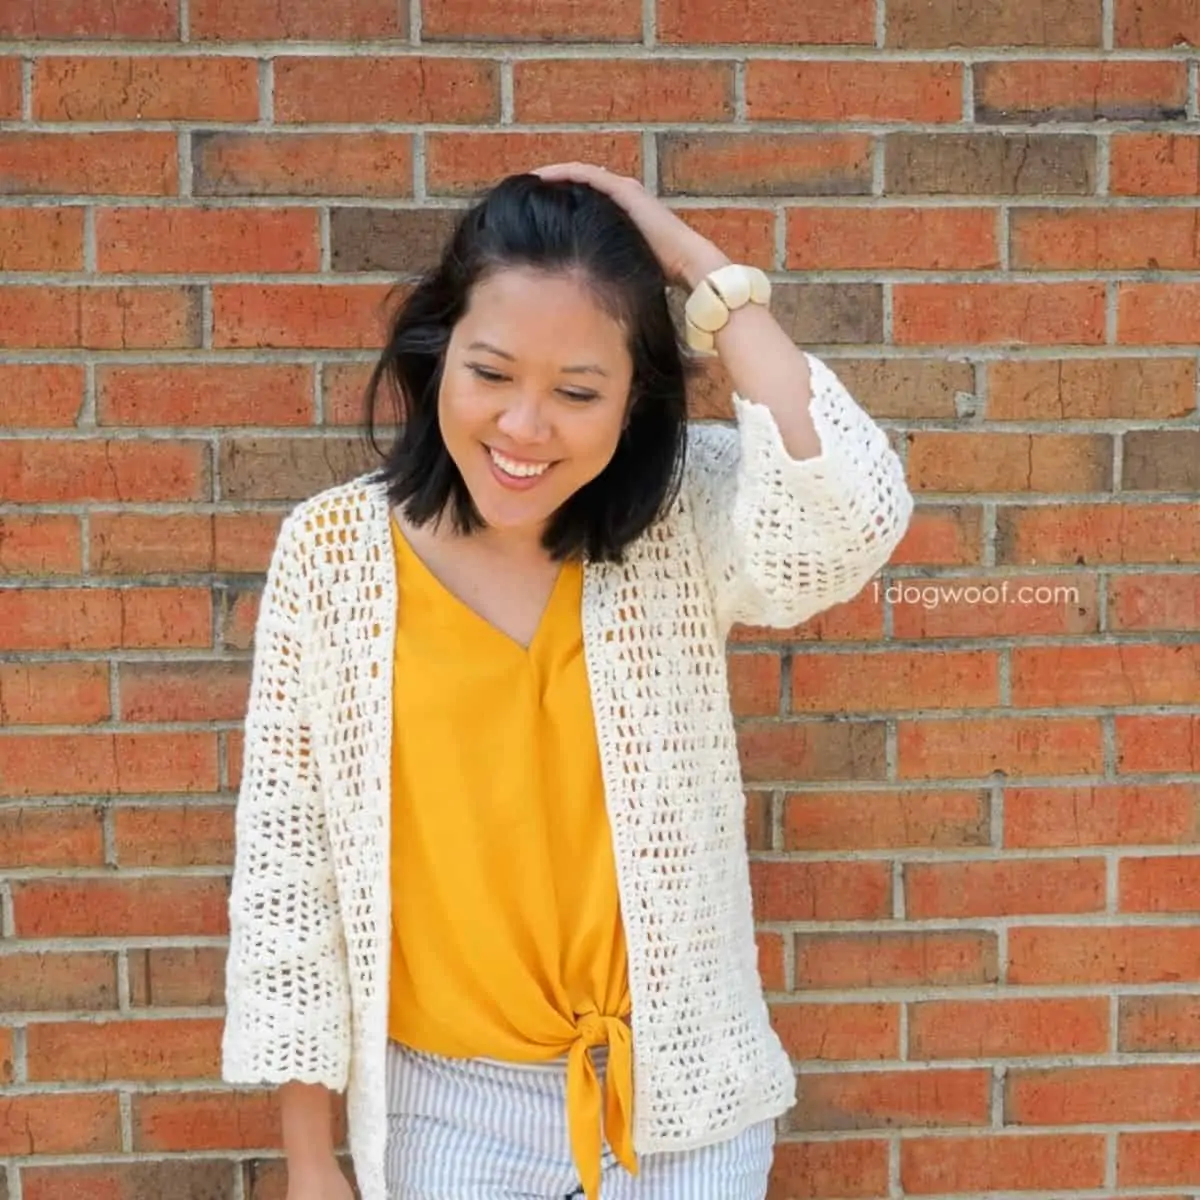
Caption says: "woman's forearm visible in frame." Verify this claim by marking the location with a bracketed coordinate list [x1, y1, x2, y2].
[280, 1081, 338, 1167]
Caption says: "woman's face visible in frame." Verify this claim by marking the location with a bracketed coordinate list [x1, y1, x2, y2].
[437, 266, 635, 542]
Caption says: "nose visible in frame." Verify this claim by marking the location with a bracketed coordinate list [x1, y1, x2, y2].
[495, 392, 549, 443]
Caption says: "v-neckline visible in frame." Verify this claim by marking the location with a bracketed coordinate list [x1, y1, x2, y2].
[391, 515, 572, 655]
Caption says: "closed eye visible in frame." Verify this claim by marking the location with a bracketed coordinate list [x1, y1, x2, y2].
[468, 363, 508, 383]
[468, 364, 599, 402]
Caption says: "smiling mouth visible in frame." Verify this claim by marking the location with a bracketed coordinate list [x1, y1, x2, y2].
[487, 446, 554, 479]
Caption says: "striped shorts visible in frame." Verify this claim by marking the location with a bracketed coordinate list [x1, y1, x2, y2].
[384, 1039, 776, 1199]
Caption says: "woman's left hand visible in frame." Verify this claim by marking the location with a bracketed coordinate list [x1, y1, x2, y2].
[531, 162, 729, 290]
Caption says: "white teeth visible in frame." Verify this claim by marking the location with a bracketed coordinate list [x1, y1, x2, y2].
[489, 448, 550, 478]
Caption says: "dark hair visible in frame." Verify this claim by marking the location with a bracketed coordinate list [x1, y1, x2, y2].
[363, 172, 694, 563]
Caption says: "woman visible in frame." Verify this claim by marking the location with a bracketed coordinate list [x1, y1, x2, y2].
[221, 164, 913, 1200]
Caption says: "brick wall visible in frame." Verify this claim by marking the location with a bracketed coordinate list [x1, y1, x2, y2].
[1, 1, 1199, 1197]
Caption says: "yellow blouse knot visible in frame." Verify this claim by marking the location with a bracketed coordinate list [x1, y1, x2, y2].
[386, 519, 638, 1200]
[568, 1011, 638, 1200]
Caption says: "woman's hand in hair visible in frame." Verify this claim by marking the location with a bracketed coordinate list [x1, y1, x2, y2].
[531, 161, 729, 291]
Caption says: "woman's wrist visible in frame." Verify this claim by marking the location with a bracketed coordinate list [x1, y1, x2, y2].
[678, 241, 731, 291]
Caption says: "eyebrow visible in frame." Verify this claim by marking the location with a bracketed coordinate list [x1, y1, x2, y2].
[466, 341, 610, 378]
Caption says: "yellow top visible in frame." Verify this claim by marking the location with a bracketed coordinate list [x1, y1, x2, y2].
[386, 519, 638, 1200]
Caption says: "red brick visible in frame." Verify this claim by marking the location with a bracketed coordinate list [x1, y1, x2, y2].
[0, 515, 81, 575]
[770, 1140, 888, 1200]
[738, 721, 886, 784]
[323, 362, 376, 426]
[889, 574, 1099, 640]
[427, 132, 641, 196]
[0, 663, 109, 726]
[977, 60, 1186, 122]
[0, 952, 117, 1012]
[659, 0, 872, 44]
[28, 1018, 223, 1082]
[97, 207, 319, 274]
[194, 132, 414, 198]
[1008, 1064, 1200, 1124]
[785, 789, 989, 851]
[988, 357, 1196, 419]
[748, 61, 961, 122]
[0, 0, 177, 38]
[120, 662, 250, 724]
[190, 0, 405, 39]
[1121, 855, 1200, 913]
[226, 729, 245, 789]
[99, 364, 312, 427]
[22, 1163, 241, 1200]
[787, 207, 997, 270]
[671, 208, 775, 272]
[129, 947, 226, 1007]
[1111, 133, 1200, 196]
[215, 512, 286, 573]
[0, 1093, 120, 1155]
[887, 0, 1102, 47]
[1013, 208, 1200, 270]
[756, 933, 785, 992]
[1118, 714, 1200, 773]
[274, 57, 495, 124]
[772, 1002, 899, 1062]
[0, 805, 104, 867]
[0, 732, 218, 797]
[745, 788, 768, 849]
[35, 56, 257, 121]
[997, 503, 1200, 565]
[792, 649, 998, 712]
[902, 1133, 1106, 1194]
[0, 364, 84, 429]
[795, 932, 998, 989]
[1014, 644, 1200, 707]
[13, 877, 228, 937]
[898, 717, 1103, 779]
[727, 652, 781, 717]
[221, 590, 260, 651]
[1116, 0, 1200, 47]
[907, 431, 1111, 493]
[1120, 1131, 1200, 1186]
[0, 132, 176, 194]
[0, 588, 210, 650]
[1111, 574, 1200, 631]
[1009, 926, 1200, 984]
[910, 998, 1109, 1059]
[794, 1068, 990, 1131]
[212, 283, 392, 350]
[892, 506, 985, 567]
[513, 60, 732, 123]
[1006, 783, 1200, 847]
[659, 134, 871, 197]
[90, 513, 212, 574]
[1120, 283, 1200, 343]
[1120, 995, 1200, 1052]
[0, 285, 200, 350]
[0, 56, 21, 116]
[0, 440, 206, 503]
[894, 283, 1105, 345]
[906, 858, 1105, 918]
[113, 805, 236, 868]
[750, 861, 891, 922]
[133, 1090, 279, 1151]
[424, 0, 639, 40]
[0, 209, 84, 272]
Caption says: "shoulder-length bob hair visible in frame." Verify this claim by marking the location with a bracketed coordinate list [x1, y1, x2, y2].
[363, 172, 694, 564]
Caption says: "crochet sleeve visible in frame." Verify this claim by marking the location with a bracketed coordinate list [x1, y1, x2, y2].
[221, 510, 352, 1091]
[684, 352, 914, 633]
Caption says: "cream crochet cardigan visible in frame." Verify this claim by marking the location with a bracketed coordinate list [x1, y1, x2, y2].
[221, 352, 914, 1199]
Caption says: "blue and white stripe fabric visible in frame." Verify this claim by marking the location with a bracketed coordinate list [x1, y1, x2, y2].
[384, 1039, 776, 1199]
